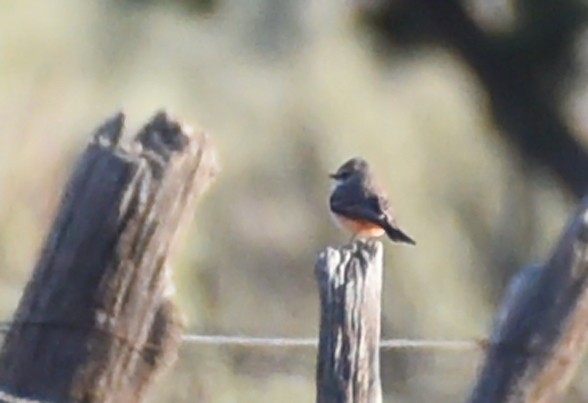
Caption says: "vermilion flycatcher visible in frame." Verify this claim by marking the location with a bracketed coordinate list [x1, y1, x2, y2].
[329, 157, 416, 244]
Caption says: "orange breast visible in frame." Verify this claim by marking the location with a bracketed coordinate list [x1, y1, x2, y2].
[333, 214, 385, 238]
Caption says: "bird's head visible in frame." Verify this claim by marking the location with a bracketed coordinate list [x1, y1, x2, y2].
[329, 157, 370, 183]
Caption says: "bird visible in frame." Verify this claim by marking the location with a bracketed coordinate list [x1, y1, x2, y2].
[329, 157, 416, 245]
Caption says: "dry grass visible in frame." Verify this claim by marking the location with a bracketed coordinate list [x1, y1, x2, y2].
[0, 1, 579, 401]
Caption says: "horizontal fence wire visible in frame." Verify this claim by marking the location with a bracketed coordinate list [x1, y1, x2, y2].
[0, 321, 483, 351]
[181, 334, 484, 350]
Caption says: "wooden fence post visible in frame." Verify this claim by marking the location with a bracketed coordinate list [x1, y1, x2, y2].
[315, 239, 383, 403]
[0, 111, 218, 403]
[468, 196, 588, 403]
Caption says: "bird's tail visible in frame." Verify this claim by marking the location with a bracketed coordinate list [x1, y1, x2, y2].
[384, 223, 416, 245]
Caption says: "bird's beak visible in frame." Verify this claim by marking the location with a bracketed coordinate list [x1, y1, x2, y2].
[329, 173, 337, 179]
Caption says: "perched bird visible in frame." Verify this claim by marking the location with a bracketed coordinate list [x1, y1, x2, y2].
[329, 157, 416, 245]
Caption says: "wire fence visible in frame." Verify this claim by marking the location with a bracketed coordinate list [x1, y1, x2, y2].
[180, 334, 484, 350]
[0, 321, 484, 351]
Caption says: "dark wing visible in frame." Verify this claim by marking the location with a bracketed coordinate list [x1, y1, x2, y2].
[329, 183, 387, 225]
[330, 182, 416, 245]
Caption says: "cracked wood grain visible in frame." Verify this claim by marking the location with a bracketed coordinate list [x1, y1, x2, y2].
[315, 240, 383, 403]
[0, 111, 218, 403]
[469, 197, 588, 403]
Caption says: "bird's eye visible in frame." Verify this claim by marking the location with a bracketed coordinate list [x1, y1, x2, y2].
[338, 171, 351, 180]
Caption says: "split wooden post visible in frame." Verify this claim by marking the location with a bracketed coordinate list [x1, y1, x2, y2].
[315, 239, 383, 403]
[468, 196, 588, 403]
[0, 112, 218, 403]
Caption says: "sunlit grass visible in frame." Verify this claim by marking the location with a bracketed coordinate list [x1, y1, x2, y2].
[0, 1, 576, 402]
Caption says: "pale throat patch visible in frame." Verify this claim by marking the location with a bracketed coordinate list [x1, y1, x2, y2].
[330, 179, 344, 193]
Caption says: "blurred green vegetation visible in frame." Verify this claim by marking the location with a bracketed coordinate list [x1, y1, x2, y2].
[0, 0, 586, 402]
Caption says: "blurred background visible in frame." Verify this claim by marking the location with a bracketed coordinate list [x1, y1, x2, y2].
[1, 0, 588, 401]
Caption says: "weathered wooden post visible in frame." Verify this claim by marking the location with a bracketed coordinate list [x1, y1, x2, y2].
[315, 239, 383, 403]
[0, 111, 218, 403]
[468, 196, 588, 403]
